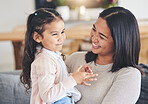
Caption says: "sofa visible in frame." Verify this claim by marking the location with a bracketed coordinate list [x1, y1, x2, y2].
[0, 70, 30, 104]
[0, 64, 148, 104]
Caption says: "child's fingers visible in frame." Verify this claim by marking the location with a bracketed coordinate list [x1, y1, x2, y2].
[86, 73, 98, 78]
[82, 81, 91, 86]
[75, 65, 83, 72]
[84, 78, 97, 82]
[87, 65, 92, 70]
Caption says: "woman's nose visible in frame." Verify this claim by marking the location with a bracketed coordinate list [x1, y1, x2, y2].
[92, 34, 99, 42]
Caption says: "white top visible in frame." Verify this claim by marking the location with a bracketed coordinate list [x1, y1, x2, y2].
[30, 48, 81, 104]
[65, 51, 141, 104]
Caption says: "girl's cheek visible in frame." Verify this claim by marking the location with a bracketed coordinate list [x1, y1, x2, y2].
[63, 34, 66, 40]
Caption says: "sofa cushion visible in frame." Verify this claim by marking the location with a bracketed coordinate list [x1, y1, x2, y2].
[0, 64, 148, 104]
[0, 71, 30, 104]
[136, 64, 148, 104]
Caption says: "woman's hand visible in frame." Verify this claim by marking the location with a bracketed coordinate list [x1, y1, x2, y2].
[82, 65, 93, 73]
[72, 65, 98, 86]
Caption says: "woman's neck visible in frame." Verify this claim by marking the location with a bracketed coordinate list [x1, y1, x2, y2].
[96, 55, 113, 65]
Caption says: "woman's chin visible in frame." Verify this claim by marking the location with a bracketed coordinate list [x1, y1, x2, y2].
[92, 48, 99, 54]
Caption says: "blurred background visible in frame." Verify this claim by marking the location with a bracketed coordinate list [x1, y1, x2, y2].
[0, 0, 148, 72]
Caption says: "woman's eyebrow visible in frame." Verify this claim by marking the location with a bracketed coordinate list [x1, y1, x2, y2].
[93, 24, 108, 39]
[99, 32, 108, 39]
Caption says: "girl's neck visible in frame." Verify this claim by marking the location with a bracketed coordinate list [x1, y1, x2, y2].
[96, 55, 113, 65]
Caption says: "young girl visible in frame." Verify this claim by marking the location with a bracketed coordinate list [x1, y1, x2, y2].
[20, 8, 97, 104]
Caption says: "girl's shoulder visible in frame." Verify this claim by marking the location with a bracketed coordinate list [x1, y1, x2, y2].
[33, 50, 57, 65]
[31, 51, 58, 75]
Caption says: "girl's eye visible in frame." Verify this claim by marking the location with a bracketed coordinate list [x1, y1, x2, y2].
[52, 33, 58, 36]
[61, 31, 65, 34]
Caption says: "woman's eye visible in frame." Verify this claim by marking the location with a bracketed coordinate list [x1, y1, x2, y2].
[100, 36, 104, 39]
[92, 28, 96, 32]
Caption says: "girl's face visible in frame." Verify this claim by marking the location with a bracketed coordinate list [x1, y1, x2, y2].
[41, 19, 66, 51]
[91, 17, 115, 57]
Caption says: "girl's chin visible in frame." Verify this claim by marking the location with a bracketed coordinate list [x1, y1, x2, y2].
[52, 47, 62, 52]
[57, 46, 63, 51]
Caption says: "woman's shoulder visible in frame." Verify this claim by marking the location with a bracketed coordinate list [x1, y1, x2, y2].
[116, 67, 141, 79]
[68, 51, 87, 59]
[65, 51, 87, 66]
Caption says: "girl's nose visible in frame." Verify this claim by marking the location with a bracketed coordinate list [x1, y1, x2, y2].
[58, 34, 66, 42]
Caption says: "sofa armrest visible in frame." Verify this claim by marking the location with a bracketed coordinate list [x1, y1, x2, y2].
[0, 71, 30, 104]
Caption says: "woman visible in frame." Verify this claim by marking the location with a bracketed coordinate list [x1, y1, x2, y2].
[66, 6, 141, 104]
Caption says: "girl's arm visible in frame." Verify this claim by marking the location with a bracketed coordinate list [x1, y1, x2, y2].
[32, 58, 77, 103]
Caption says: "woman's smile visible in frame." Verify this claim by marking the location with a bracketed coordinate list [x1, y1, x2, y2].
[92, 42, 101, 49]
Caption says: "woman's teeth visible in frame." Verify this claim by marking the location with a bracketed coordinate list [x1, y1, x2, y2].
[92, 43, 101, 47]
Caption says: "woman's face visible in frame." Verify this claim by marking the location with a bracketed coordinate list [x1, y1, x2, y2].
[91, 17, 115, 57]
[41, 19, 66, 51]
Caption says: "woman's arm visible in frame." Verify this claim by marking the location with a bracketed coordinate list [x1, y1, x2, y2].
[101, 67, 141, 104]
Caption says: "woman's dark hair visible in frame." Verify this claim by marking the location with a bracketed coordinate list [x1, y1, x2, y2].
[20, 8, 63, 92]
[85, 6, 141, 72]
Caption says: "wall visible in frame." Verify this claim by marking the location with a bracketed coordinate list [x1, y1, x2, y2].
[0, 0, 35, 32]
[118, 0, 148, 20]
[0, 0, 148, 71]
[119, 0, 148, 64]
[0, 0, 35, 71]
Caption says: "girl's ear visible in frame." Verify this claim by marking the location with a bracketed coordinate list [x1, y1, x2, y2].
[33, 32, 42, 43]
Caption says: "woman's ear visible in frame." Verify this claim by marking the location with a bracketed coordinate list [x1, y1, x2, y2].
[33, 32, 42, 43]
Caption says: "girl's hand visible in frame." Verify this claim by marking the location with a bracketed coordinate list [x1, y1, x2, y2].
[72, 65, 98, 86]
